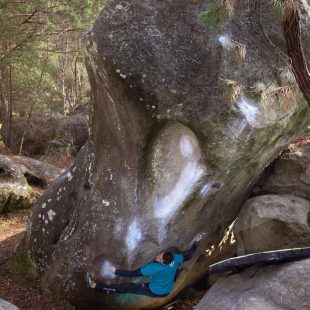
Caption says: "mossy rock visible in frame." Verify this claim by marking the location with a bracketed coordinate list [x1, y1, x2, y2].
[0, 187, 38, 214]
[8, 240, 39, 281]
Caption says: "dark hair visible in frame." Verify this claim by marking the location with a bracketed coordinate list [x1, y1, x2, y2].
[162, 252, 173, 265]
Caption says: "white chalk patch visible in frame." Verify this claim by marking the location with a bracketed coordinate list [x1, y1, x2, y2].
[102, 200, 110, 207]
[200, 184, 211, 196]
[126, 219, 142, 252]
[180, 136, 194, 159]
[47, 209, 56, 221]
[45, 220, 48, 224]
[38, 214, 41, 218]
[100, 260, 116, 279]
[218, 34, 232, 48]
[236, 96, 260, 126]
[116, 69, 121, 73]
[42, 203, 47, 209]
[120, 73, 126, 79]
[154, 162, 204, 221]
[47, 199, 52, 203]
[67, 172, 73, 181]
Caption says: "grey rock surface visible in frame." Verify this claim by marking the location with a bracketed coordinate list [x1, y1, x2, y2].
[253, 141, 310, 200]
[25, 0, 310, 309]
[196, 258, 310, 310]
[234, 194, 310, 255]
[13, 156, 63, 187]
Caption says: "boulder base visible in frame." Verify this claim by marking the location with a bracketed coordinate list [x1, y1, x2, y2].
[196, 258, 310, 310]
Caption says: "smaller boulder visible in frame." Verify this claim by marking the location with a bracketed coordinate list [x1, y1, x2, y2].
[0, 154, 62, 214]
[12, 156, 63, 187]
[196, 258, 310, 310]
[233, 194, 310, 255]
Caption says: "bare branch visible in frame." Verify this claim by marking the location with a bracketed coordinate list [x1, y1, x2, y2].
[21, 9, 38, 24]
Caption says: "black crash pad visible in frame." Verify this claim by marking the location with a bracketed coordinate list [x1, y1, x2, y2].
[208, 247, 310, 274]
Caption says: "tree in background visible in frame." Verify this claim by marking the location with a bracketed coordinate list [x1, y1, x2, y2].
[0, 0, 106, 152]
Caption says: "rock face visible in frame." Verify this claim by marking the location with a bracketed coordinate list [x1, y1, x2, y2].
[253, 141, 310, 200]
[235, 139, 310, 255]
[196, 258, 310, 310]
[25, 0, 310, 309]
[0, 155, 62, 214]
[233, 194, 310, 255]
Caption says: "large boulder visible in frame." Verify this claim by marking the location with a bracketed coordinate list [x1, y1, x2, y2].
[233, 194, 310, 255]
[196, 258, 310, 310]
[25, 0, 310, 309]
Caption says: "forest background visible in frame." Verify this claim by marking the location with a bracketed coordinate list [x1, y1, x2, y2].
[0, 0, 106, 156]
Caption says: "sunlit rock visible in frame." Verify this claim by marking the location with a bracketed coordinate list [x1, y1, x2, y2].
[234, 194, 310, 255]
[196, 258, 310, 310]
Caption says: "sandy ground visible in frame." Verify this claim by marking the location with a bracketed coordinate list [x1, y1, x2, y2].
[0, 210, 74, 310]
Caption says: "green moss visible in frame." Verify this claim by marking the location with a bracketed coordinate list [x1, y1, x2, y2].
[8, 241, 39, 281]
[0, 187, 38, 214]
[199, 3, 230, 29]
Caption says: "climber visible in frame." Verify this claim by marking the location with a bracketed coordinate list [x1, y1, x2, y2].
[86, 232, 206, 298]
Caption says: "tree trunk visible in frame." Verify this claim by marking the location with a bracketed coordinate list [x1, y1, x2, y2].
[19, 55, 49, 155]
[283, 1, 310, 105]
[8, 65, 13, 149]
[0, 67, 9, 148]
